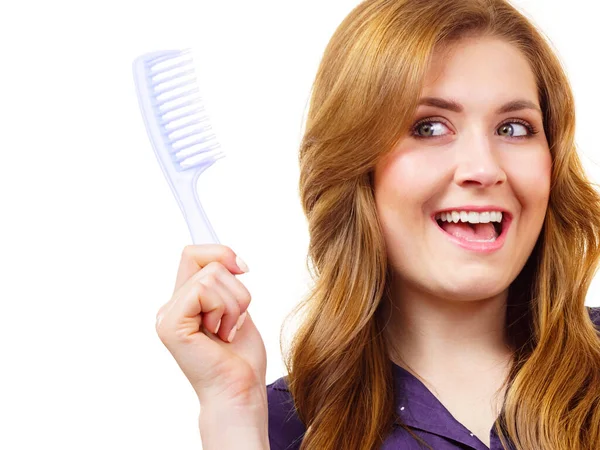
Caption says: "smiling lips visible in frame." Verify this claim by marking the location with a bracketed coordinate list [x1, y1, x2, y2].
[433, 209, 511, 252]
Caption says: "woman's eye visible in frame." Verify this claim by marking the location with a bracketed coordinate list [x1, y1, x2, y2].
[413, 121, 449, 137]
[497, 122, 528, 137]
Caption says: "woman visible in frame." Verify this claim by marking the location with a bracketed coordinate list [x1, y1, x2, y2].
[155, 0, 600, 449]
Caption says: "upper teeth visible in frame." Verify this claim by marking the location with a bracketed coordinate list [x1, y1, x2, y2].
[435, 211, 503, 224]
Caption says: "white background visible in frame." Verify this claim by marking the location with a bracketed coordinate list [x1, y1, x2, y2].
[0, 1, 598, 449]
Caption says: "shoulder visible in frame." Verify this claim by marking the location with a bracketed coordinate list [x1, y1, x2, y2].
[588, 306, 600, 328]
[266, 376, 306, 450]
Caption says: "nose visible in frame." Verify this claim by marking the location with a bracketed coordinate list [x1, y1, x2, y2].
[453, 134, 507, 188]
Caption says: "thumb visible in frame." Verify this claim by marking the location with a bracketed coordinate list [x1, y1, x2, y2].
[174, 245, 249, 292]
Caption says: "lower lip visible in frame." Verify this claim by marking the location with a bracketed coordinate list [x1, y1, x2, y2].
[431, 215, 511, 253]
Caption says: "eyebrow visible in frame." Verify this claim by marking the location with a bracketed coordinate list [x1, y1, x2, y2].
[417, 97, 542, 114]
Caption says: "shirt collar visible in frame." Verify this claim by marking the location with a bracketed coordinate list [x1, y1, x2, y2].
[392, 361, 514, 450]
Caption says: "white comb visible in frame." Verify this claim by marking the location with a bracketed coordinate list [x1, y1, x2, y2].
[133, 49, 224, 244]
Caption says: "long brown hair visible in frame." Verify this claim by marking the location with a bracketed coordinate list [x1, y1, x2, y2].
[280, 0, 600, 448]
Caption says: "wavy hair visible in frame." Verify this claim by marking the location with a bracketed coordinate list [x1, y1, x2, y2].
[280, 0, 600, 448]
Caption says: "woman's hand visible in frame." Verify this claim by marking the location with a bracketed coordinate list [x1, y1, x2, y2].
[155, 244, 267, 409]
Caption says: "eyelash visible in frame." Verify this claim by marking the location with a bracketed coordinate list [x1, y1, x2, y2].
[410, 117, 539, 140]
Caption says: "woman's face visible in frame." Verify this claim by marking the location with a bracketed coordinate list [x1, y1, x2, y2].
[374, 37, 551, 302]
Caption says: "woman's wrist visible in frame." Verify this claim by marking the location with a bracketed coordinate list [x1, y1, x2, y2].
[198, 393, 269, 450]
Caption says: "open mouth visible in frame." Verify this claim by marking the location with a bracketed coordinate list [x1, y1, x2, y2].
[434, 211, 511, 243]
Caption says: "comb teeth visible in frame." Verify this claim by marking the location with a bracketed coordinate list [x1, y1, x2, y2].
[142, 49, 223, 172]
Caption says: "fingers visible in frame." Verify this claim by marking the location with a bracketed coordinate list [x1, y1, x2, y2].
[159, 256, 252, 344]
[210, 265, 252, 341]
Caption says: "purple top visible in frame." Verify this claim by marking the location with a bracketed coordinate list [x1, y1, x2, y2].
[267, 307, 600, 450]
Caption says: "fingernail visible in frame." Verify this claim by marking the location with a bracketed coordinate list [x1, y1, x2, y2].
[236, 312, 247, 330]
[235, 256, 249, 273]
[214, 319, 221, 334]
[227, 326, 237, 343]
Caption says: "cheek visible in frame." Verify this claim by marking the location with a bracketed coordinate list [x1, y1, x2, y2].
[505, 150, 552, 218]
[516, 150, 551, 196]
[375, 150, 448, 201]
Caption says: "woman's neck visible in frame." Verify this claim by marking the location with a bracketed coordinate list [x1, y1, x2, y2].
[381, 279, 514, 376]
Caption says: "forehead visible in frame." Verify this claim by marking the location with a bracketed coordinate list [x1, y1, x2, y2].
[422, 37, 538, 103]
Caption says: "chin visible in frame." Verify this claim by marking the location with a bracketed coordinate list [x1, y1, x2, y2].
[437, 276, 511, 302]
